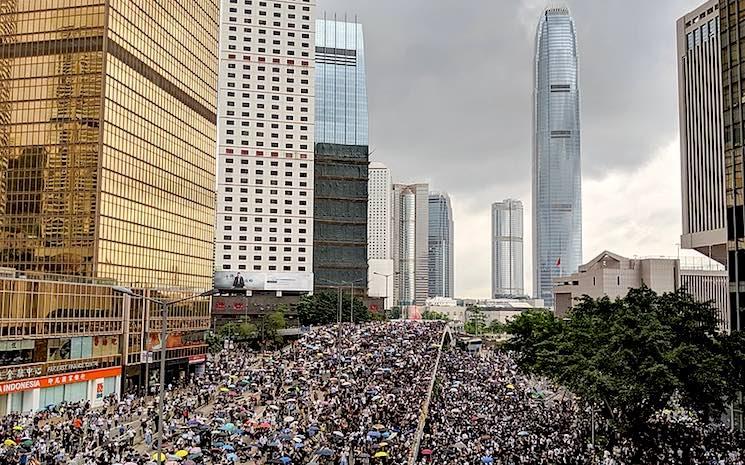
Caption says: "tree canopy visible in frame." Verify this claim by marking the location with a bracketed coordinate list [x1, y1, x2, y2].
[506, 287, 743, 449]
[422, 310, 450, 321]
[296, 291, 376, 326]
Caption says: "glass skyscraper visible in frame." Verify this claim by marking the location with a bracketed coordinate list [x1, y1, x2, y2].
[315, 18, 368, 146]
[428, 192, 454, 298]
[492, 199, 524, 298]
[0, 0, 218, 290]
[532, 7, 582, 307]
[313, 19, 370, 294]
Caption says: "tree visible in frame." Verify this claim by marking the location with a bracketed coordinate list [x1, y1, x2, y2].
[504, 308, 564, 367]
[238, 320, 258, 339]
[388, 306, 402, 320]
[464, 306, 486, 334]
[422, 310, 450, 321]
[487, 319, 507, 334]
[296, 291, 372, 326]
[506, 287, 740, 453]
[218, 322, 240, 339]
[262, 309, 286, 343]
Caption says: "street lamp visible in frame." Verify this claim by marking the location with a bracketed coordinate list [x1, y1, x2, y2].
[113, 286, 219, 462]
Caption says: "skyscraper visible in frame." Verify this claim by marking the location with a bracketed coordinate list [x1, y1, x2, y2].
[392, 183, 429, 307]
[313, 18, 369, 294]
[368, 162, 394, 308]
[0, 0, 218, 289]
[532, 6, 582, 307]
[677, 2, 726, 265]
[720, 0, 744, 334]
[492, 199, 524, 298]
[0, 0, 219, 386]
[428, 192, 454, 298]
[215, 0, 316, 292]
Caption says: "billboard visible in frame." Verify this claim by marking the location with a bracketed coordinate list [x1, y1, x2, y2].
[214, 271, 313, 292]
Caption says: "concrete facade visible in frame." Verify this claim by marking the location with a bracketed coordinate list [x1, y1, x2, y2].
[553, 251, 728, 324]
[677, 1, 726, 265]
[553, 251, 680, 317]
[216, 0, 316, 289]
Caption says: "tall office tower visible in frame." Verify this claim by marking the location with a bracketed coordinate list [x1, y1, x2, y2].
[532, 6, 582, 308]
[367, 162, 395, 308]
[428, 193, 454, 298]
[492, 199, 524, 298]
[368, 163, 392, 260]
[720, 0, 745, 430]
[0, 0, 218, 288]
[392, 183, 429, 307]
[678, 2, 726, 265]
[313, 19, 369, 295]
[368, 162, 394, 307]
[215, 0, 316, 293]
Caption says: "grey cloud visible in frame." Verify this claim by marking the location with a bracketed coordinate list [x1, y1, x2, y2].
[318, 0, 702, 193]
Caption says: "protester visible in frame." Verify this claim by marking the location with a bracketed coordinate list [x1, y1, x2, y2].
[418, 348, 745, 465]
[0, 321, 445, 465]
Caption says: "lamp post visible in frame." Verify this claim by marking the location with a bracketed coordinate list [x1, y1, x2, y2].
[113, 286, 219, 462]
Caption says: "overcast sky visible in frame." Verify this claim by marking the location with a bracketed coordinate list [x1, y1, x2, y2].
[319, 0, 707, 298]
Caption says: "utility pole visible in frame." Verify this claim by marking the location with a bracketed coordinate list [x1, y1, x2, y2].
[350, 282, 355, 324]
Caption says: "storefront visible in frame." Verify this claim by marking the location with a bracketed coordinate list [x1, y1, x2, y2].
[0, 366, 121, 413]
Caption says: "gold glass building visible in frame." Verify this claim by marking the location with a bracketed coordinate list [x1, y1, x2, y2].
[0, 0, 218, 394]
[0, 0, 218, 290]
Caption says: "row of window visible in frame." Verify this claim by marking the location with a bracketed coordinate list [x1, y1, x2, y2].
[222, 235, 308, 243]
[222, 179, 309, 188]
[228, 0, 311, 11]
[222, 264, 307, 271]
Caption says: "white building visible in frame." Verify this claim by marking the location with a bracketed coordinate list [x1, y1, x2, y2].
[492, 199, 524, 298]
[421, 297, 544, 326]
[215, 0, 316, 292]
[554, 251, 728, 328]
[367, 162, 394, 307]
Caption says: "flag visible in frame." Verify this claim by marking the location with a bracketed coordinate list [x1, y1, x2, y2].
[556, 257, 561, 267]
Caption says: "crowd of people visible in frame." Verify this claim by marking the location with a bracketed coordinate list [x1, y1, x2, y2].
[417, 348, 745, 465]
[2, 321, 745, 465]
[0, 321, 444, 465]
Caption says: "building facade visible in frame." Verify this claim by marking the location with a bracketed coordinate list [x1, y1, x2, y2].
[428, 192, 454, 298]
[553, 251, 680, 318]
[0, 0, 218, 289]
[677, 2, 726, 265]
[492, 199, 524, 298]
[367, 163, 394, 307]
[680, 268, 730, 332]
[368, 163, 392, 261]
[553, 251, 728, 328]
[719, 0, 745, 335]
[532, 7, 583, 308]
[392, 184, 429, 307]
[313, 19, 368, 294]
[215, 0, 316, 292]
[0, 0, 218, 391]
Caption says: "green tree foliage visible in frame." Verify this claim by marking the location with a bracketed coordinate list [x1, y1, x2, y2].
[464, 306, 487, 334]
[296, 291, 372, 326]
[218, 322, 240, 339]
[422, 310, 450, 321]
[388, 307, 402, 320]
[263, 310, 286, 343]
[506, 287, 743, 450]
[486, 319, 507, 334]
